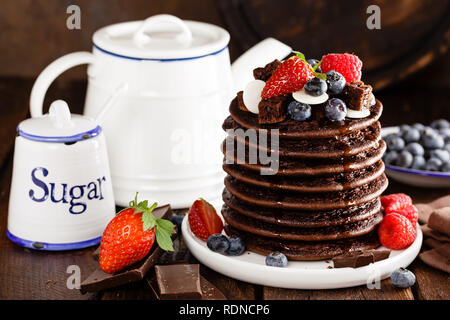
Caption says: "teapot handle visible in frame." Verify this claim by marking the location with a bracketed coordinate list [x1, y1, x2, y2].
[29, 52, 97, 117]
[231, 38, 292, 92]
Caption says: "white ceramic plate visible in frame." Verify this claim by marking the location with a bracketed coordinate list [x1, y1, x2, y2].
[382, 126, 450, 188]
[182, 210, 423, 290]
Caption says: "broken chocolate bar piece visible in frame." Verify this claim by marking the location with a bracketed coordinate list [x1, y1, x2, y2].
[147, 264, 202, 300]
[258, 96, 288, 124]
[342, 81, 372, 111]
[253, 59, 281, 82]
[332, 248, 391, 268]
[236, 91, 248, 112]
[80, 205, 174, 294]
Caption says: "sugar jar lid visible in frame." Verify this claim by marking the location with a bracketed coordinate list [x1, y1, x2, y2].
[18, 100, 101, 143]
[92, 14, 230, 60]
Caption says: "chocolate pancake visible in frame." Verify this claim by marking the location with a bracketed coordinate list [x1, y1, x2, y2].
[228, 96, 383, 139]
[223, 205, 382, 241]
[225, 225, 381, 261]
[222, 139, 386, 176]
[222, 189, 381, 228]
[224, 117, 381, 158]
[223, 160, 385, 192]
[224, 174, 388, 210]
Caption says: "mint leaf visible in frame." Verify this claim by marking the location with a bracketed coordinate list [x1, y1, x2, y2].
[156, 218, 176, 235]
[293, 51, 305, 61]
[142, 212, 156, 231]
[155, 225, 174, 251]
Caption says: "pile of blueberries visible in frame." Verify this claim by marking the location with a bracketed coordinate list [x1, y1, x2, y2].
[383, 119, 450, 172]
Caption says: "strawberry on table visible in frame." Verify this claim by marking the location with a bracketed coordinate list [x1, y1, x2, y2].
[261, 53, 315, 99]
[99, 193, 175, 274]
[320, 53, 362, 82]
[188, 198, 223, 241]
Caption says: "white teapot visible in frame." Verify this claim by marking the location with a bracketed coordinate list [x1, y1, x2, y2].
[30, 14, 291, 208]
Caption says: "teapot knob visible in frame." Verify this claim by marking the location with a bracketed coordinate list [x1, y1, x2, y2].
[49, 100, 73, 128]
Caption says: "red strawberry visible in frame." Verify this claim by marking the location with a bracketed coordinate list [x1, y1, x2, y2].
[390, 205, 419, 225]
[321, 53, 362, 82]
[99, 194, 175, 274]
[188, 198, 223, 241]
[381, 193, 413, 213]
[261, 55, 314, 99]
[378, 213, 416, 250]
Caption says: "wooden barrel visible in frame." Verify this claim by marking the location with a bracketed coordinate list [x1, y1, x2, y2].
[219, 0, 450, 90]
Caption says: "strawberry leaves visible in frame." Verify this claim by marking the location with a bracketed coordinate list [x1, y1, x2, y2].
[293, 51, 326, 80]
[129, 192, 175, 251]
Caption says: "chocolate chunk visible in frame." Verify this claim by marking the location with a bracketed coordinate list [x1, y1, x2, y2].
[80, 205, 174, 294]
[258, 96, 288, 124]
[332, 248, 391, 268]
[253, 59, 281, 82]
[342, 81, 372, 111]
[147, 264, 202, 300]
[236, 91, 248, 112]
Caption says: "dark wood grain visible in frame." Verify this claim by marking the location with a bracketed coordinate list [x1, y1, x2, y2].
[411, 260, 450, 300]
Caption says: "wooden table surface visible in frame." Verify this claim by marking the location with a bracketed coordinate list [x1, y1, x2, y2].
[0, 77, 448, 300]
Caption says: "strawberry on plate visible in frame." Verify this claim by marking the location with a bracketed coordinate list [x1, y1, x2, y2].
[99, 193, 175, 274]
[261, 53, 315, 100]
[320, 53, 362, 82]
[381, 193, 413, 213]
[188, 198, 223, 241]
[378, 213, 416, 250]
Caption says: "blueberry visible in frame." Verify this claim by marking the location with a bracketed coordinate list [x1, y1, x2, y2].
[306, 59, 321, 73]
[386, 136, 405, 151]
[324, 98, 347, 121]
[445, 144, 450, 153]
[383, 151, 398, 165]
[207, 234, 230, 253]
[170, 213, 185, 232]
[430, 119, 450, 130]
[396, 150, 413, 168]
[422, 127, 438, 136]
[445, 137, 450, 144]
[441, 162, 450, 172]
[425, 157, 443, 171]
[438, 128, 450, 139]
[370, 93, 376, 106]
[287, 101, 311, 121]
[304, 77, 327, 96]
[411, 156, 426, 170]
[405, 142, 424, 156]
[325, 70, 346, 94]
[391, 268, 416, 288]
[430, 149, 450, 163]
[265, 252, 288, 268]
[412, 123, 425, 131]
[225, 236, 245, 256]
[422, 133, 445, 149]
[399, 124, 411, 132]
[401, 128, 420, 143]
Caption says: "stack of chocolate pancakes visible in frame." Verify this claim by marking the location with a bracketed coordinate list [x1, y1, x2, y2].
[220, 76, 388, 261]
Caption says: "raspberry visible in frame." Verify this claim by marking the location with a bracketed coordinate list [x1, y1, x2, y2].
[381, 193, 412, 213]
[390, 205, 418, 225]
[378, 213, 416, 250]
[321, 53, 362, 82]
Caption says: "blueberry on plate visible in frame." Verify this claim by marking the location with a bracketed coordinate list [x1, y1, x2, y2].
[430, 149, 450, 163]
[399, 124, 411, 132]
[325, 98, 347, 121]
[441, 162, 450, 172]
[383, 151, 398, 165]
[225, 236, 245, 256]
[396, 150, 413, 168]
[386, 136, 405, 151]
[402, 128, 420, 143]
[438, 128, 450, 139]
[444, 144, 450, 153]
[265, 252, 288, 268]
[425, 157, 443, 171]
[325, 70, 346, 94]
[430, 118, 450, 130]
[207, 234, 230, 253]
[287, 101, 311, 121]
[304, 77, 327, 96]
[411, 155, 426, 170]
[412, 123, 425, 131]
[306, 58, 321, 72]
[391, 268, 416, 288]
[405, 142, 424, 156]
[422, 133, 445, 149]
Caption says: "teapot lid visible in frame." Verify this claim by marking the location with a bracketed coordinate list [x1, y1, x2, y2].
[18, 100, 101, 143]
[92, 15, 230, 60]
